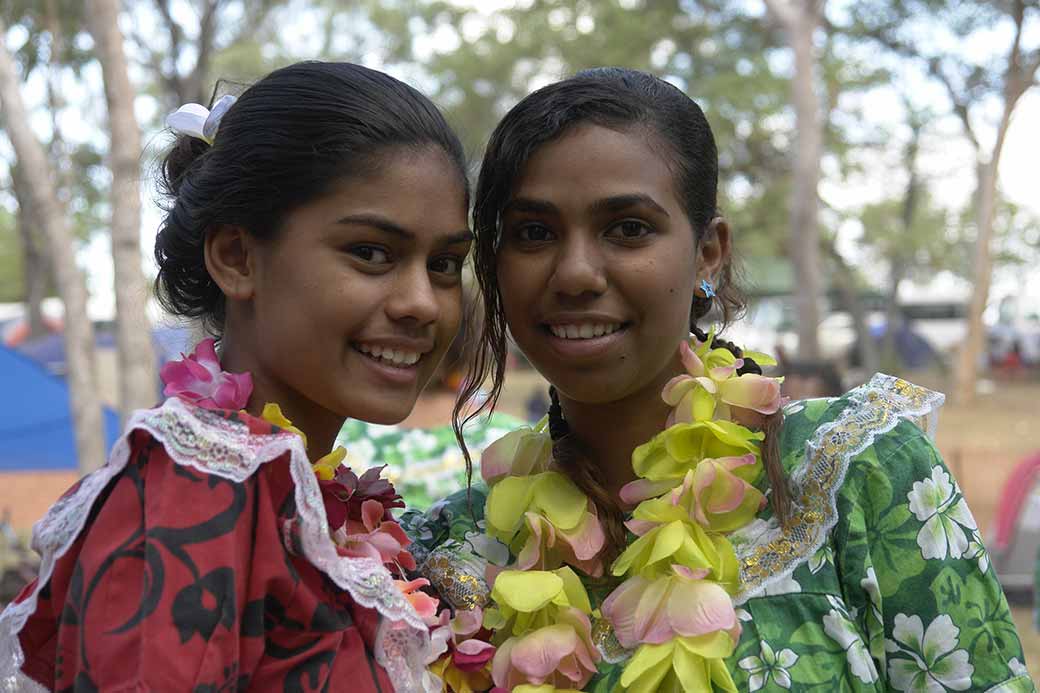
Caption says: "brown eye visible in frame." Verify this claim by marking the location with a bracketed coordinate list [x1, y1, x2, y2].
[517, 224, 555, 243]
[606, 220, 653, 240]
[349, 245, 391, 264]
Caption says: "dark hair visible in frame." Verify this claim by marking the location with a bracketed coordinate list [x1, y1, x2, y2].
[456, 68, 788, 557]
[154, 61, 469, 334]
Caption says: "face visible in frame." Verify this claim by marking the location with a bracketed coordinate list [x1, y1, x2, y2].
[244, 147, 471, 424]
[496, 124, 725, 405]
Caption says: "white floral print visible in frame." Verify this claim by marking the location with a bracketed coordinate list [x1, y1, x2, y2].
[738, 640, 799, 691]
[762, 575, 802, 596]
[907, 466, 978, 561]
[809, 544, 834, 574]
[823, 608, 879, 684]
[885, 614, 973, 691]
[1008, 657, 1028, 677]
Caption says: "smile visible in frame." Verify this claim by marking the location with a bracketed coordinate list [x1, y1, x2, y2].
[353, 343, 423, 367]
[547, 323, 624, 340]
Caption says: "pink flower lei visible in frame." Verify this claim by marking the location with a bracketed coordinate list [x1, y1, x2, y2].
[160, 338, 417, 572]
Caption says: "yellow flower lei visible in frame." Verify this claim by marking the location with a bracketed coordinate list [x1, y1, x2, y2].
[480, 333, 783, 691]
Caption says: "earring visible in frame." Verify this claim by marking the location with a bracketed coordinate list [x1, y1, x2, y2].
[699, 278, 716, 298]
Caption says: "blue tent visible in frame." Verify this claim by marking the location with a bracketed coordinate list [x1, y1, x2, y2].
[0, 345, 121, 471]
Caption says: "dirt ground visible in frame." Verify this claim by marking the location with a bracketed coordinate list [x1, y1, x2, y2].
[2, 368, 1039, 677]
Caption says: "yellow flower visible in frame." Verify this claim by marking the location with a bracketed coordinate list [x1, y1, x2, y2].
[485, 471, 588, 546]
[632, 420, 762, 484]
[484, 567, 592, 638]
[620, 630, 738, 693]
[312, 446, 347, 480]
[261, 402, 308, 449]
[611, 519, 739, 591]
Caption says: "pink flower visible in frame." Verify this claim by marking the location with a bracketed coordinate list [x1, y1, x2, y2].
[600, 569, 740, 650]
[160, 338, 252, 410]
[336, 499, 416, 570]
[492, 607, 599, 690]
[453, 638, 497, 672]
[395, 577, 441, 626]
[515, 510, 605, 577]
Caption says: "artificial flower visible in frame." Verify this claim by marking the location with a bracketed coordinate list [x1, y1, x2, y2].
[600, 568, 740, 649]
[619, 630, 738, 693]
[485, 472, 591, 547]
[260, 402, 308, 448]
[428, 607, 498, 693]
[623, 455, 764, 533]
[396, 577, 441, 627]
[312, 446, 347, 481]
[323, 463, 405, 523]
[481, 420, 553, 485]
[611, 519, 739, 589]
[491, 607, 599, 690]
[484, 567, 592, 638]
[631, 420, 762, 484]
[335, 498, 416, 570]
[662, 337, 782, 425]
[160, 338, 252, 410]
[515, 510, 605, 577]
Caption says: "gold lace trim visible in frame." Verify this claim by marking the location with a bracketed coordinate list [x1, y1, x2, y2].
[732, 373, 945, 603]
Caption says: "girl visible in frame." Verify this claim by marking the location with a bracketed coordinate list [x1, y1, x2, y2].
[405, 68, 1034, 692]
[0, 61, 471, 692]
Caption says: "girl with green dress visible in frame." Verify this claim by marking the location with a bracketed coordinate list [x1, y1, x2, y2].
[401, 68, 1035, 692]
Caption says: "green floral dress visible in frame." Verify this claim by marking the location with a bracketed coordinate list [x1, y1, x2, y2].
[336, 412, 524, 510]
[401, 375, 1035, 692]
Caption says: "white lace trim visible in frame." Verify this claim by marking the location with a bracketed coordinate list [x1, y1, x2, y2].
[730, 373, 945, 605]
[0, 397, 438, 693]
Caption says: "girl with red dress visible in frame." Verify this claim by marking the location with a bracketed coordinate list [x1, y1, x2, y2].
[0, 61, 472, 693]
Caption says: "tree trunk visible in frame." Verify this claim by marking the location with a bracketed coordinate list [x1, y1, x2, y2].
[88, 0, 159, 415]
[0, 21, 107, 474]
[767, 0, 824, 360]
[953, 159, 1000, 402]
[953, 86, 1020, 404]
[12, 164, 50, 339]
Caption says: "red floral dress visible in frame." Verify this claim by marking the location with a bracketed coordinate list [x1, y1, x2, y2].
[0, 399, 432, 692]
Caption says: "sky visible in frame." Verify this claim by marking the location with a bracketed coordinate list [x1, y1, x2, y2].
[1, 1, 1038, 323]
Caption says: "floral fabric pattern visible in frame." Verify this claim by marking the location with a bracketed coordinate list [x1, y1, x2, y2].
[406, 379, 1035, 692]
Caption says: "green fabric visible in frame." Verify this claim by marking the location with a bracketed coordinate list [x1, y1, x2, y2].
[336, 412, 524, 510]
[403, 388, 1035, 692]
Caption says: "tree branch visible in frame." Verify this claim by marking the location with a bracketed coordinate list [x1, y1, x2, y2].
[153, 0, 187, 101]
[927, 58, 980, 151]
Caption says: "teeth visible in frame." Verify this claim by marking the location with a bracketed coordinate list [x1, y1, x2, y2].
[356, 344, 421, 366]
[549, 323, 622, 340]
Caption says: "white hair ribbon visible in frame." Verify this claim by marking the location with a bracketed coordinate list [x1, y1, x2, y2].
[165, 94, 237, 145]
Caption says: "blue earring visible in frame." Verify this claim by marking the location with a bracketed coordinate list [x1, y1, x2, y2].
[700, 278, 716, 299]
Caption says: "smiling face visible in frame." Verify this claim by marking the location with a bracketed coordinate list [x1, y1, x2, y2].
[232, 146, 471, 425]
[497, 125, 725, 405]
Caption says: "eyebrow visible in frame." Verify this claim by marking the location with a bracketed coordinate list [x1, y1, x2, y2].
[502, 194, 670, 218]
[589, 193, 670, 218]
[335, 214, 473, 244]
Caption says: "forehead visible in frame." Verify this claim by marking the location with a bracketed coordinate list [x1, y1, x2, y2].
[512, 124, 678, 207]
[292, 146, 468, 230]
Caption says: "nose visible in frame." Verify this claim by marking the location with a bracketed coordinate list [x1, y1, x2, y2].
[548, 233, 607, 298]
[386, 261, 440, 326]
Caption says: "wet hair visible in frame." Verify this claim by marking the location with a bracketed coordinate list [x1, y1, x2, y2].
[456, 68, 788, 558]
[154, 61, 469, 334]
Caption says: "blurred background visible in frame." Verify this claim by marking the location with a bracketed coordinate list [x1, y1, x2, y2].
[0, 0, 1039, 671]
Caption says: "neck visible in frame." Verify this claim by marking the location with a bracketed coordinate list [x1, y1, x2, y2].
[219, 333, 344, 459]
[556, 356, 681, 502]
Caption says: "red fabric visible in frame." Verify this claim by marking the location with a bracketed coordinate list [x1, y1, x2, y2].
[16, 422, 395, 692]
[992, 452, 1040, 552]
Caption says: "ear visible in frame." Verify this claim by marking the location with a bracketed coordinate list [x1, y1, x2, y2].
[204, 225, 256, 301]
[697, 217, 731, 280]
